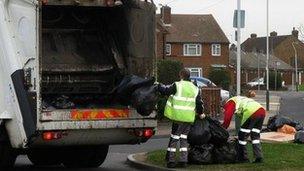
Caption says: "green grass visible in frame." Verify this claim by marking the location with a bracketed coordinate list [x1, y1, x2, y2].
[147, 143, 304, 171]
[298, 85, 304, 91]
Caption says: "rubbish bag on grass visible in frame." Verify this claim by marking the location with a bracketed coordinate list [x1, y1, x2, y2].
[267, 115, 303, 131]
[212, 140, 238, 164]
[188, 119, 211, 145]
[206, 117, 229, 145]
[188, 144, 214, 164]
[131, 85, 158, 116]
[294, 131, 304, 143]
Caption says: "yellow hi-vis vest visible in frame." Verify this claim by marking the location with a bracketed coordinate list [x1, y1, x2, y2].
[229, 96, 264, 125]
[164, 80, 199, 123]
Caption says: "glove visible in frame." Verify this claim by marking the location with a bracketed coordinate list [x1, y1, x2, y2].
[199, 113, 206, 120]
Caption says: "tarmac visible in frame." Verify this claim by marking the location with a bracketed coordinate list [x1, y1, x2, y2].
[127, 91, 282, 170]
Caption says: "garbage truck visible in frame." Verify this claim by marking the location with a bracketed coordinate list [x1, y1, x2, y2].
[0, 0, 157, 168]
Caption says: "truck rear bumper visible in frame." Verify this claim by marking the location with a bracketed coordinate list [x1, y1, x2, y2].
[30, 127, 156, 146]
[32, 118, 157, 146]
[37, 118, 157, 130]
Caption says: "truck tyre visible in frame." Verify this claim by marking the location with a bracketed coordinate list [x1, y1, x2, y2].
[0, 125, 17, 168]
[62, 145, 109, 168]
[27, 148, 61, 166]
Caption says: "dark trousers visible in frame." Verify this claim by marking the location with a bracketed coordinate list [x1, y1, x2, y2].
[166, 122, 191, 163]
[237, 115, 265, 161]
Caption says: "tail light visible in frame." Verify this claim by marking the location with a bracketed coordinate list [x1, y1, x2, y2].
[143, 129, 154, 138]
[131, 128, 154, 138]
[42, 131, 65, 141]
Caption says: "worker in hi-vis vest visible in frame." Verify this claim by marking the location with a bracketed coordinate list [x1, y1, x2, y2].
[157, 68, 205, 168]
[222, 91, 266, 163]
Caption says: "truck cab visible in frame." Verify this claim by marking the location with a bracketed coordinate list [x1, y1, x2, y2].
[0, 0, 157, 168]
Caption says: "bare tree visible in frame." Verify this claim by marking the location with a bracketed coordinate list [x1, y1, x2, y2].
[298, 24, 304, 42]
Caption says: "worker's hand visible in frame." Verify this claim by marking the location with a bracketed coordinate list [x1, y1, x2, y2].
[199, 113, 206, 120]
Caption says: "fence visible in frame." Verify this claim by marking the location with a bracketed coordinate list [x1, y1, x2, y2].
[201, 87, 221, 118]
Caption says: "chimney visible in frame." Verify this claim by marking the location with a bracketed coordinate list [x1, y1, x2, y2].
[161, 5, 171, 25]
[250, 33, 257, 39]
[292, 27, 299, 39]
[270, 31, 277, 37]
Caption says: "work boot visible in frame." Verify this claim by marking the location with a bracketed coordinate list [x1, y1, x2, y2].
[178, 162, 187, 168]
[253, 158, 263, 163]
[114, 0, 123, 6]
[167, 162, 176, 168]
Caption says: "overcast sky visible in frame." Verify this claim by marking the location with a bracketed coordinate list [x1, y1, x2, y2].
[153, 0, 304, 43]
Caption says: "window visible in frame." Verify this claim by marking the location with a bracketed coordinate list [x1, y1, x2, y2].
[212, 44, 221, 56]
[165, 44, 171, 56]
[187, 68, 202, 77]
[183, 44, 201, 56]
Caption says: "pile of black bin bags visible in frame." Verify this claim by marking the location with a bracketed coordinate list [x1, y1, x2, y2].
[266, 115, 304, 144]
[188, 117, 238, 165]
[115, 75, 158, 116]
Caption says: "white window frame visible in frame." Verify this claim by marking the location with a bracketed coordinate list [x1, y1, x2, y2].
[211, 44, 221, 56]
[183, 44, 202, 56]
[187, 67, 203, 77]
[165, 44, 171, 56]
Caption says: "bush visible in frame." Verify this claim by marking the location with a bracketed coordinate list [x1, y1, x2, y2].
[208, 68, 231, 90]
[156, 60, 183, 120]
[157, 59, 183, 85]
[264, 71, 282, 90]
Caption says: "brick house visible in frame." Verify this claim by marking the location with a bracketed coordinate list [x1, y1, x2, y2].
[241, 28, 304, 85]
[157, 6, 230, 78]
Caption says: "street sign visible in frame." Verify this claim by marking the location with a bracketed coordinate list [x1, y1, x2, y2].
[233, 10, 245, 28]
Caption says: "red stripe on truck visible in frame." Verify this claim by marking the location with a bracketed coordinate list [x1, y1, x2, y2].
[71, 109, 129, 120]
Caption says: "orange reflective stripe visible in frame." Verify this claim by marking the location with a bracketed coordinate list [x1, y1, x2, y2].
[71, 109, 129, 120]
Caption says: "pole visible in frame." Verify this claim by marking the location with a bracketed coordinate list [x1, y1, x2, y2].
[275, 63, 277, 91]
[236, 0, 241, 95]
[295, 44, 299, 91]
[266, 0, 270, 111]
[258, 54, 260, 91]
[292, 42, 299, 91]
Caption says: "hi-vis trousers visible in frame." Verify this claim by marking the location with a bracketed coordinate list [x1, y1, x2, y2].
[166, 122, 191, 163]
[238, 115, 265, 161]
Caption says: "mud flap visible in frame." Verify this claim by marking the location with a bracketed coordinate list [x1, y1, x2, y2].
[11, 70, 36, 139]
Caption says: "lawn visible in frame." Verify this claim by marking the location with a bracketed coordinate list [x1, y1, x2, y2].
[147, 143, 304, 171]
[298, 85, 304, 91]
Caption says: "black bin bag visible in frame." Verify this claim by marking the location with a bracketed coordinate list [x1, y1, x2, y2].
[115, 75, 155, 105]
[213, 140, 238, 164]
[267, 115, 303, 131]
[295, 131, 304, 144]
[207, 117, 229, 145]
[188, 144, 214, 165]
[188, 119, 211, 146]
[131, 85, 158, 116]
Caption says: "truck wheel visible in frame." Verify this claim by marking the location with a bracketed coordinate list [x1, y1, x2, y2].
[27, 148, 61, 166]
[0, 125, 17, 168]
[62, 145, 109, 168]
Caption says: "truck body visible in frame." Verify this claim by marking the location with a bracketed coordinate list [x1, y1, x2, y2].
[0, 0, 157, 167]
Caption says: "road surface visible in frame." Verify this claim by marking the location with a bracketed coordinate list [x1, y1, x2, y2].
[279, 92, 304, 121]
[13, 137, 169, 171]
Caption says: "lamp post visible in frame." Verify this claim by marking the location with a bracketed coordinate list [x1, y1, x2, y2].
[292, 42, 299, 91]
[266, 0, 270, 111]
[236, 0, 241, 95]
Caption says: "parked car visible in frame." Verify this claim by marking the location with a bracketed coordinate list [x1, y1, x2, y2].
[190, 77, 230, 102]
[247, 77, 264, 87]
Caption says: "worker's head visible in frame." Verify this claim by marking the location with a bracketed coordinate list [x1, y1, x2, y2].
[179, 68, 191, 80]
[246, 90, 256, 98]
